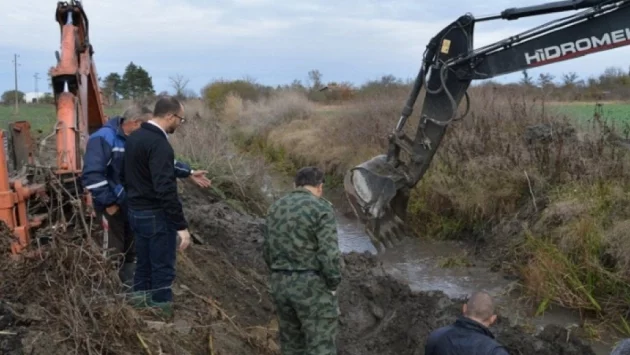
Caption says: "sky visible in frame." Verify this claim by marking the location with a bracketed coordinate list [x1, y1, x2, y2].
[1, 0, 630, 96]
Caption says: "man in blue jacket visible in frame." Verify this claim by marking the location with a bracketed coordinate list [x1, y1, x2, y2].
[81, 103, 210, 288]
[425, 291, 510, 355]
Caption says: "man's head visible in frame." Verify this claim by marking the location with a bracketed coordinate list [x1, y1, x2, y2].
[152, 96, 185, 134]
[294, 166, 325, 197]
[462, 291, 497, 328]
[120, 103, 152, 135]
[611, 338, 630, 355]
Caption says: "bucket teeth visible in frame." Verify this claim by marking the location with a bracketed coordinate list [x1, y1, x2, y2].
[364, 210, 408, 252]
[343, 155, 412, 253]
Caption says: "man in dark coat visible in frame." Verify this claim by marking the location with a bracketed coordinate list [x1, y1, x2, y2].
[425, 291, 509, 355]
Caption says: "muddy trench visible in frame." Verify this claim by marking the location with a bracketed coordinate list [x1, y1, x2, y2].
[0, 168, 612, 355]
[0, 152, 615, 355]
[261, 171, 614, 355]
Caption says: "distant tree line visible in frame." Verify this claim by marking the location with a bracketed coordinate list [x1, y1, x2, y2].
[4, 63, 630, 108]
[480, 66, 630, 101]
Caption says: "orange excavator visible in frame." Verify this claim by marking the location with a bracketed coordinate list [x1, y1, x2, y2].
[1, 0, 107, 255]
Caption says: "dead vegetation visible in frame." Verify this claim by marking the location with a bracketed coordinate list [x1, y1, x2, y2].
[0, 103, 283, 355]
[166, 99, 272, 215]
[0, 187, 280, 355]
[223, 85, 630, 335]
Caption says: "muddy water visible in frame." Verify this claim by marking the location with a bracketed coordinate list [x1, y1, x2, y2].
[261, 172, 612, 354]
[334, 208, 612, 354]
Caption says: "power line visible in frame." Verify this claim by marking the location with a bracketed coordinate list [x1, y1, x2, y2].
[12, 54, 20, 114]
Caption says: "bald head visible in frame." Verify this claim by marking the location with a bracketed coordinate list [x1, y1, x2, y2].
[611, 339, 630, 355]
[463, 291, 497, 326]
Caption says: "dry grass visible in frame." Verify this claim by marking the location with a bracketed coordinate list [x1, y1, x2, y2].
[0, 172, 189, 355]
[224, 84, 630, 329]
[166, 99, 271, 215]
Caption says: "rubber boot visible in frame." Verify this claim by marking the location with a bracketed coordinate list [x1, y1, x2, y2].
[119, 262, 136, 290]
[149, 301, 174, 320]
[126, 291, 150, 309]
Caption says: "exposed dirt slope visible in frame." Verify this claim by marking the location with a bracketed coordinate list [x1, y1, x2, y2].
[0, 184, 598, 355]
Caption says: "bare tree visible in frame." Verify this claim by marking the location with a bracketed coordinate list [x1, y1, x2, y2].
[169, 74, 190, 100]
[562, 72, 578, 86]
[308, 70, 323, 89]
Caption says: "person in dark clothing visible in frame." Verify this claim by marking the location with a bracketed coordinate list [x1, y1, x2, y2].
[82, 104, 152, 287]
[425, 291, 509, 355]
[83, 103, 210, 290]
[122, 96, 209, 318]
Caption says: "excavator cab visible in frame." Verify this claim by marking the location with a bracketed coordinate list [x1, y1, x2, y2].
[343, 0, 630, 251]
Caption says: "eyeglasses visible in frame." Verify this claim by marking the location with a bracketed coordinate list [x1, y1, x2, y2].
[173, 113, 186, 123]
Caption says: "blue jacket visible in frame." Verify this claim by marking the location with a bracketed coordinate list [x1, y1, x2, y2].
[425, 316, 509, 355]
[81, 116, 193, 212]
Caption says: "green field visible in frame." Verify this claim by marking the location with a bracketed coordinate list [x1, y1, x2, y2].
[3, 100, 630, 137]
[0, 104, 122, 134]
[548, 101, 630, 124]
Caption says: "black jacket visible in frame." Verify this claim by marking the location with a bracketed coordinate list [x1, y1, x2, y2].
[425, 316, 509, 355]
[122, 122, 188, 230]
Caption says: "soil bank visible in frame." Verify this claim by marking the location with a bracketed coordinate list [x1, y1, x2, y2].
[0, 182, 603, 354]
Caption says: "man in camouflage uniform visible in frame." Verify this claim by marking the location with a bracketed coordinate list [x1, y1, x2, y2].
[263, 166, 342, 355]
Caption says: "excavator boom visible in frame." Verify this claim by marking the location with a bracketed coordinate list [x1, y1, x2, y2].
[1, 0, 107, 255]
[50, 0, 107, 174]
[344, 0, 630, 251]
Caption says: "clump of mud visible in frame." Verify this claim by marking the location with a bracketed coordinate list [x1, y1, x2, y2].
[0, 301, 23, 355]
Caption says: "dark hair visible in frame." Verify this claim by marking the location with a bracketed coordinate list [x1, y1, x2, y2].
[294, 166, 325, 187]
[153, 96, 182, 118]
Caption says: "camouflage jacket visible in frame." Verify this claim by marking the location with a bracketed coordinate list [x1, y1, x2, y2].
[263, 188, 342, 290]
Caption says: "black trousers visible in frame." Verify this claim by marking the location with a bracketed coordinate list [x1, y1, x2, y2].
[98, 207, 136, 264]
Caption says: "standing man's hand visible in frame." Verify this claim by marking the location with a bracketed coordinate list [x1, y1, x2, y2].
[177, 229, 191, 250]
[189, 170, 211, 188]
[105, 204, 119, 215]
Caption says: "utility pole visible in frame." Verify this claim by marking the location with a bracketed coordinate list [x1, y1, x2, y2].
[34, 73, 40, 98]
[12, 54, 20, 114]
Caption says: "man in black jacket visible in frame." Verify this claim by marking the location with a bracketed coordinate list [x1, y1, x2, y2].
[122, 96, 201, 317]
[425, 291, 509, 355]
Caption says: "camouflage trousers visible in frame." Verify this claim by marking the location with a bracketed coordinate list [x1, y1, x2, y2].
[269, 271, 340, 355]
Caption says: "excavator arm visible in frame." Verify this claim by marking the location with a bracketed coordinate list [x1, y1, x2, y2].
[344, 0, 630, 251]
[50, 0, 107, 174]
[1, 0, 108, 255]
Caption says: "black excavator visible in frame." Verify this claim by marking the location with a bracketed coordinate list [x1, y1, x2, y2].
[343, 0, 630, 251]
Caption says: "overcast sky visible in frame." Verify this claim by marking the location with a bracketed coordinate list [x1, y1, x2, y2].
[1, 0, 629, 96]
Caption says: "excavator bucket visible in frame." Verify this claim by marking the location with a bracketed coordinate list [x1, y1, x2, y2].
[343, 154, 411, 252]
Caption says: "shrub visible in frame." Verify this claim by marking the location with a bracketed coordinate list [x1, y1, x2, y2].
[201, 79, 266, 112]
[169, 99, 270, 215]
